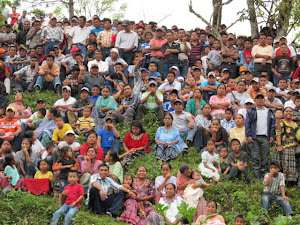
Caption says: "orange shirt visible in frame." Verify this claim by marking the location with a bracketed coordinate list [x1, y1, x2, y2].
[0, 118, 21, 139]
[246, 88, 267, 100]
[39, 63, 60, 77]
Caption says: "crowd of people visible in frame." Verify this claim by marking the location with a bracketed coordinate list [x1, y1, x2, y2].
[0, 4, 299, 225]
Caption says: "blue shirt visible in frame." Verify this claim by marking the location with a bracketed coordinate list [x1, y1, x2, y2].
[148, 71, 161, 78]
[163, 101, 175, 112]
[96, 129, 116, 152]
[91, 28, 104, 36]
[200, 81, 220, 94]
[221, 119, 236, 133]
[89, 95, 100, 102]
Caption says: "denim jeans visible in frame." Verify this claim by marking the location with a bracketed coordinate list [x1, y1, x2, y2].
[179, 128, 196, 150]
[45, 41, 59, 55]
[262, 194, 293, 215]
[51, 204, 79, 225]
[178, 60, 189, 78]
[163, 63, 179, 80]
[252, 135, 270, 179]
[77, 45, 87, 55]
[102, 48, 111, 60]
[34, 76, 61, 90]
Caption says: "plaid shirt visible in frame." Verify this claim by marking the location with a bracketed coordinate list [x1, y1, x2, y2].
[97, 29, 116, 48]
[121, 93, 140, 111]
[41, 25, 63, 42]
[221, 119, 236, 133]
[14, 65, 37, 83]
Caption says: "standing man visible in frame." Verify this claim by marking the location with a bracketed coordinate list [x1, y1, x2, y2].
[9, 6, 20, 26]
[245, 93, 275, 180]
[176, 29, 191, 78]
[16, 21, 30, 47]
[97, 18, 116, 59]
[41, 16, 63, 55]
[91, 18, 104, 37]
[115, 20, 139, 65]
[18, 10, 30, 30]
[27, 20, 43, 49]
[188, 31, 203, 67]
[221, 34, 239, 78]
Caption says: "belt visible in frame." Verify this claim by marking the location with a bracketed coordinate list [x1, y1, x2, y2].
[77, 43, 84, 46]
[47, 39, 58, 42]
[223, 62, 236, 65]
[179, 59, 188, 62]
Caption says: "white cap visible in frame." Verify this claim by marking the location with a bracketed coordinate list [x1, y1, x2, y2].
[110, 48, 119, 54]
[245, 98, 254, 104]
[65, 130, 75, 135]
[62, 86, 71, 92]
[170, 66, 179, 71]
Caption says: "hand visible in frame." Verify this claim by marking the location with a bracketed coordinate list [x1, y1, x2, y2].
[165, 172, 172, 180]
[211, 168, 215, 172]
[162, 142, 168, 148]
[66, 68, 70, 74]
[128, 191, 136, 199]
[202, 182, 213, 188]
[282, 195, 289, 201]
[277, 145, 283, 152]
[212, 160, 217, 164]
[276, 72, 282, 78]
[70, 202, 76, 208]
[100, 190, 106, 201]
[6, 176, 12, 179]
[189, 122, 194, 129]
[68, 164, 73, 168]
[61, 190, 68, 195]
[124, 48, 130, 52]
[113, 81, 118, 88]
[269, 137, 274, 144]
[247, 137, 253, 143]
[0, 129, 5, 136]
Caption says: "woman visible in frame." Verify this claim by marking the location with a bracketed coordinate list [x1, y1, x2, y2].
[154, 113, 181, 161]
[92, 86, 118, 131]
[186, 88, 206, 117]
[176, 164, 211, 222]
[195, 201, 226, 225]
[226, 80, 250, 114]
[274, 107, 299, 183]
[80, 147, 102, 193]
[0, 139, 15, 159]
[120, 166, 160, 225]
[123, 121, 150, 166]
[80, 131, 104, 162]
[209, 84, 231, 120]
[159, 183, 183, 224]
[8, 92, 32, 119]
[15, 138, 39, 178]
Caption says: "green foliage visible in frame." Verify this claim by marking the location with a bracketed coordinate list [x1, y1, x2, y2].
[0, 0, 11, 26]
[28, 9, 47, 18]
[176, 201, 197, 224]
[53, 7, 66, 21]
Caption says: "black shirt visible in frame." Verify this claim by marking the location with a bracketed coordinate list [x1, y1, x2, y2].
[58, 158, 76, 180]
[162, 41, 180, 64]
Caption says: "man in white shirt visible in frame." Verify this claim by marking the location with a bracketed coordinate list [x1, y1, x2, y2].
[53, 86, 76, 117]
[158, 71, 181, 97]
[87, 50, 108, 75]
[69, 16, 90, 55]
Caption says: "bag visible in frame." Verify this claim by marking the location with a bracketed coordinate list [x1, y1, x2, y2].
[25, 178, 51, 195]
[45, 74, 54, 82]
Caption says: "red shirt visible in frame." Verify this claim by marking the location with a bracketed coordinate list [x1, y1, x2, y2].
[28, 53, 47, 65]
[64, 183, 84, 208]
[276, 48, 291, 56]
[123, 131, 150, 152]
[0, 66, 11, 82]
[79, 143, 104, 161]
[10, 13, 20, 25]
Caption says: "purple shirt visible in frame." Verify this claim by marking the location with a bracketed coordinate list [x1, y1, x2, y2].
[80, 159, 102, 175]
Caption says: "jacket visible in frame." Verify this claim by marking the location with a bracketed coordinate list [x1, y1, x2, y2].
[245, 107, 275, 140]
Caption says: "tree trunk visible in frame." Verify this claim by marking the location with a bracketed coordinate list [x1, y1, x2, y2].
[276, 0, 292, 37]
[246, 0, 258, 38]
[212, 0, 222, 29]
[69, 0, 74, 18]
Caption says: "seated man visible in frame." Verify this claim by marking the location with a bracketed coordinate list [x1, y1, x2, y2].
[200, 72, 220, 102]
[62, 65, 80, 96]
[61, 47, 81, 75]
[87, 50, 108, 75]
[53, 86, 76, 117]
[28, 45, 47, 66]
[34, 55, 62, 94]
[0, 24, 16, 45]
[158, 71, 181, 98]
[105, 63, 128, 91]
[79, 63, 105, 91]
[9, 46, 30, 71]
[264, 87, 283, 112]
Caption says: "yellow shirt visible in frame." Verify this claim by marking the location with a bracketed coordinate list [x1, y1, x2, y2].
[76, 116, 95, 130]
[229, 126, 246, 144]
[252, 44, 273, 64]
[34, 171, 53, 180]
[52, 123, 73, 142]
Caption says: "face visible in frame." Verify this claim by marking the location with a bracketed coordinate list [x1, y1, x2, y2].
[207, 202, 217, 215]
[270, 165, 280, 175]
[206, 141, 215, 152]
[295, 99, 300, 109]
[278, 80, 287, 89]
[192, 172, 201, 180]
[165, 184, 176, 197]
[236, 82, 245, 92]
[259, 36, 266, 45]
[131, 125, 141, 136]
[155, 30, 164, 38]
[124, 85, 132, 97]
[260, 77, 267, 86]
[200, 34, 206, 43]
[284, 107, 293, 120]
[222, 35, 227, 44]
[137, 167, 147, 179]
[50, 18, 57, 26]
[211, 120, 220, 130]
[123, 175, 133, 185]
[231, 141, 241, 153]
[255, 96, 265, 106]
[62, 89, 71, 99]
[148, 63, 157, 72]
[87, 148, 96, 159]
[55, 117, 64, 127]
[101, 88, 110, 98]
[227, 79, 236, 88]
[46, 57, 54, 66]
[6, 109, 15, 118]
[14, 92, 23, 102]
[9, 47, 16, 56]
[217, 85, 226, 96]
[39, 161, 48, 171]
[91, 87, 100, 97]
[280, 45, 288, 54]
[166, 32, 174, 42]
[167, 73, 175, 83]
[1, 140, 12, 151]
[225, 111, 233, 120]
[188, 78, 196, 87]
[68, 172, 79, 185]
[251, 82, 259, 90]
[30, 58, 38, 67]
[208, 76, 216, 84]
[115, 65, 123, 72]
[219, 148, 228, 158]
[235, 217, 244, 225]
[169, 93, 178, 102]
[163, 114, 173, 126]
[91, 66, 99, 75]
[79, 18, 86, 27]
[268, 90, 276, 99]
[22, 139, 31, 149]
[275, 110, 283, 119]
[83, 108, 91, 118]
[202, 105, 212, 116]
[193, 89, 202, 99]
[87, 134, 97, 144]
[174, 102, 183, 112]
[235, 114, 244, 126]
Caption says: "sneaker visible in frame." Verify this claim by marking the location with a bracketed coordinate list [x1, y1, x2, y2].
[55, 84, 62, 95]
[106, 211, 116, 219]
[34, 85, 40, 91]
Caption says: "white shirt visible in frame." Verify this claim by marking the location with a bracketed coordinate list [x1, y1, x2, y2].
[32, 139, 45, 153]
[58, 141, 81, 150]
[87, 60, 109, 73]
[158, 81, 181, 96]
[115, 30, 139, 49]
[276, 87, 289, 100]
[69, 25, 91, 45]
[256, 107, 268, 136]
[54, 97, 77, 116]
[284, 100, 295, 109]
[237, 108, 247, 120]
[3, 8, 10, 18]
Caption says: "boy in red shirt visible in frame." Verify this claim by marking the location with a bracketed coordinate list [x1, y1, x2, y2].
[51, 170, 84, 225]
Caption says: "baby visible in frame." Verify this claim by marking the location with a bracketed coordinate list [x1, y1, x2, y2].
[179, 84, 193, 102]
[32, 108, 46, 128]
[19, 102, 30, 123]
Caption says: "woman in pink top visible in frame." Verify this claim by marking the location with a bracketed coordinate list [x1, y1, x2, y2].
[209, 84, 230, 120]
[195, 201, 226, 225]
[8, 92, 32, 119]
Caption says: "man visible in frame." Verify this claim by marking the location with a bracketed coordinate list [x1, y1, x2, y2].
[247, 77, 267, 100]
[9, 46, 30, 72]
[69, 16, 90, 55]
[264, 86, 283, 112]
[79, 63, 105, 91]
[137, 79, 164, 121]
[284, 91, 299, 109]
[27, 20, 43, 49]
[188, 31, 203, 67]
[18, 10, 30, 31]
[109, 84, 140, 126]
[149, 27, 167, 76]
[13, 56, 39, 92]
[53, 86, 76, 117]
[91, 18, 104, 37]
[97, 18, 116, 59]
[158, 71, 181, 97]
[176, 29, 191, 78]
[245, 93, 275, 180]
[16, 21, 30, 46]
[200, 71, 220, 102]
[34, 55, 62, 94]
[105, 48, 128, 69]
[115, 20, 139, 65]
[221, 34, 239, 78]
[0, 24, 16, 45]
[252, 34, 273, 78]
[9, 6, 20, 25]
[28, 45, 47, 65]
[161, 31, 180, 79]
[106, 63, 128, 90]
[0, 106, 22, 151]
[61, 47, 81, 76]
[41, 16, 63, 55]
[88, 164, 135, 217]
[87, 50, 109, 75]
[236, 35, 245, 51]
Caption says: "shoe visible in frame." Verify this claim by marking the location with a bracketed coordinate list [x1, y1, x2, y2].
[186, 140, 192, 147]
[55, 84, 62, 95]
[34, 85, 40, 92]
[106, 211, 117, 218]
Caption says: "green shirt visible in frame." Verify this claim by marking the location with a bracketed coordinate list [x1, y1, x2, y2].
[141, 91, 163, 112]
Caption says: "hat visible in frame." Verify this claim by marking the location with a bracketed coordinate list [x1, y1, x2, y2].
[37, 99, 46, 103]
[40, 16, 44, 19]
[142, 29, 155, 41]
[288, 90, 299, 95]
[156, 27, 164, 32]
[81, 87, 89, 93]
[62, 86, 71, 92]
[149, 80, 158, 86]
[237, 35, 245, 39]
[267, 86, 276, 92]
[90, 64, 99, 68]
[148, 77, 157, 81]
[239, 66, 248, 73]
[140, 86, 148, 92]
[221, 68, 230, 73]
[251, 77, 259, 83]
[19, 46, 28, 51]
[174, 99, 183, 104]
[50, 15, 57, 20]
[71, 65, 80, 71]
[6, 106, 15, 112]
[110, 48, 119, 54]
[105, 116, 115, 123]
[71, 47, 81, 53]
[169, 89, 178, 96]
[53, 45, 59, 49]
[72, 18, 79, 22]
[170, 66, 179, 71]
[207, 71, 216, 77]
[245, 98, 254, 104]
[245, 70, 252, 74]
[292, 79, 300, 84]
[121, 20, 130, 26]
[0, 48, 6, 54]
[227, 34, 236, 41]
[193, 67, 202, 71]
[140, 68, 148, 73]
[279, 36, 286, 40]
[65, 130, 75, 135]
[255, 93, 265, 99]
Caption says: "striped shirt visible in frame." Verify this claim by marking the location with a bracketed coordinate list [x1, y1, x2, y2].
[76, 116, 95, 130]
[14, 65, 37, 83]
[188, 41, 203, 65]
[141, 91, 163, 111]
[115, 30, 139, 49]
[97, 29, 116, 48]
[41, 25, 63, 42]
[0, 118, 21, 140]
[263, 172, 285, 195]
[220, 119, 236, 133]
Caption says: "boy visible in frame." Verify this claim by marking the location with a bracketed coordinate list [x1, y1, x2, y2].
[206, 39, 222, 72]
[276, 78, 290, 104]
[51, 170, 84, 225]
[88, 85, 101, 102]
[218, 68, 230, 84]
[234, 215, 245, 225]
[262, 161, 293, 216]
[52, 116, 73, 145]
[221, 108, 235, 134]
[96, 117, 121, 155]
[75, 107, 95, 137]
[179, 84, 193, 103]
[227, 139, 250, 182]
[148, 62, 162, 83]
[238, 38, 254, 72]
[32, 108, 46, 129]
[163, 89, 178, 112]
[42, 141, 55, 167]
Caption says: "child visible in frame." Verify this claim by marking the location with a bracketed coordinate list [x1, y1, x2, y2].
[148, 62, 162, 82]
[75, 107, 95, 137]
[24, 130, 45, 154]
[206, 39, 222, 72]
[54, 146, 77, 193]
[198, 139, 220, 182]
[96, 117, 121, 155]
[217, 147, 230, 174]
[105, 150, 123, 182]
[2, 154, 20, 195]
[192, 66, 206, 86]
[234, 215, 245, 225]
[32, 108, 46, 128]
[275, 109, 283, 126]
[237, 38, 254, 72]
[52, 116, 73, 145]
[262, 161, 293, 216]
[227, 139, 249, 182]
[220, 108, 235, 134]
[206, 119, 229, 148]
[0, 106, 6, 118]
[34, 160, 53, 180]
[51, 170, 84, 225]
[42, 141, 55, 160]
[88, 85, 101, 102]
[179, 84, 193, 102]
[89, 32, 97, 45]
[19, 102, 30, 123]
[0, 159, 4, 178]
[276, 78, 289, 103]
[163, 89, 178, 112]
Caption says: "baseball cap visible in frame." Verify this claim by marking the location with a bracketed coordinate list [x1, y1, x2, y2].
[110, 48, 119, 54]
[193, 67, 202, 71]
[239, 66, 248, 73]
[72, 18, 79, 22]
[255, 93, 265, 99]
[170, 66, 179, 71]
[140, 86, 148, 92]
[62, 86, 71, 92]
[227, 34, 236, 41]
[0, 48, 6, 54]
[251, 77, 259, 83]
[122, 20, 130, 26]
[267, 86, 276, 92]
[81, 87, 89, 92]
[149, 80, 158, 86]
[169, 89, 178, 96]
[207, 71, 216, 77]
[50, 15, 57, 20]
[71, 47, 81, 53]
[292, 79, 300, 84]
[71, 65, 80, 71]
[53, 45, 59, 49]
[174, 99, 183, 104]
[237, 35, 245, 39]
[245, 98, 254, 104]
[90, 64, 99, 68]
[279, 36, 286, 40]
[288, 90, 299, 95]
[19, 46, 28, 52]
[221, 68, 230, 73]
[6, 106, 15, 112]
[37, 99, 46, 103]
[245, 70, 252, 74]
[140, 68, 148, 73]
[65, 130, 75, 135]
[105, 116, 115, 123]
[156, 27, 164, 32]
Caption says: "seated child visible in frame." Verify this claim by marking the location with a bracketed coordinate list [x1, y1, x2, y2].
[163, 89, 178, 113]
[88, 85, 101, 102]
[262, 161, 293, 216]
[52, 115, 73, 145]
[205, 119, 229, 149]
[198, 139, 220, 182]
[19, 102, 30, 123]
[0, 159, 4, 178]
[75, 107, 95, 137]
[217, 147, 230, 174]
[51, 170, 84, 225]
[32, 108, 46, 129]
[179, 84, 193, 103]
[42, 141, 55, 161]
[220, 108, 235, 134]
[234, 215, 245, 225]
[227, 139, 250, 182]
[1, 154, 20, 195]
[34, 160, 53, 180]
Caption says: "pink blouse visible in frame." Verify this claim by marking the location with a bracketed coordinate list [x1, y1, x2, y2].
[209, 95, 230, 116]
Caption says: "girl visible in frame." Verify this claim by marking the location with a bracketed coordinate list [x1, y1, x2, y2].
[105, 150, 123, 182]
[198, 140, 220, 182]
[205, 119, 228, 148]
[0, 159, 4, 178]
[195, 104, 213, 130]
[54, 146, 76, 192]
[155, 162, 177, 203]
[1, 154, 20, 195]
[229, 114, 246, 144]
[195, 201, 226, 225]
[123, 121, 150, 166]
[0, 139, 14, 159]
[34, 160, 53, 180]
[217, 147, 230, 174]
[186, 88, 206, 117]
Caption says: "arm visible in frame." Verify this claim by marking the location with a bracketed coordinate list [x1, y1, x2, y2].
[70, 195, 84, 208]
